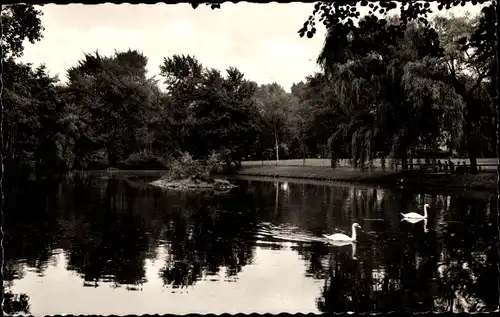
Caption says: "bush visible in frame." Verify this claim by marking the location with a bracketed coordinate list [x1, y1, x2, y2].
[80, 149, 109, 170]
[121, 151, 168, 170]
[163, 151, 228, 181]
[164, 152, 203, 180]
[206, 150, 225, 174]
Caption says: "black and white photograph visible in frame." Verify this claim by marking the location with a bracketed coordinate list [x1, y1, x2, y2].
[1, 0, 499, 315]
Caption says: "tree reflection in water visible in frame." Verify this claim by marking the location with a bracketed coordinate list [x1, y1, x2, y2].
[3, 174, 65, 315]
[283, 182, 499, 314]
[251, 179, 498, 313]
[160, 186, 257, 289]
[3, 262, 31, 315]
[2, 174, 498, 314]
[62, 176, 151, 289]
[2, 291, 30, 315]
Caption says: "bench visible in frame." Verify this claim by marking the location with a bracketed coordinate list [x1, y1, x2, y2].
[395, 163, 441, 173]
[477, 164, 499, 172]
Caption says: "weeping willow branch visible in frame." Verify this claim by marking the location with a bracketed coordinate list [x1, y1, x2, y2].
[402, 57, 466, 151]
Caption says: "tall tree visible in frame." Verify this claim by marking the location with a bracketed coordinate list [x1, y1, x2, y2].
[433, 13, 496, 172]
[159, 54, 204, 155]
[288, 98, 311, 165]
[195, 67, 261, 166]
[1, 4, 44, 59]
[292, 73, 343, 164]
[65, 49, 161, 167]
[160, 55, 261, 165]
[254, 83, 293, 165]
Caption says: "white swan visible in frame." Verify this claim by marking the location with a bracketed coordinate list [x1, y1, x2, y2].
[401, 203, 429, 219]
[402, 217, 424, 224]
[323, 223, 361, 242]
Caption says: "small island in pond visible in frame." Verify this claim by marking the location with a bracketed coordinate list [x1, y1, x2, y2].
[150, 152, 238, 192]
[151, 176, 237, 191]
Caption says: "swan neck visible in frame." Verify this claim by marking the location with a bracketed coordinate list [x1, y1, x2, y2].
[423, 205, 428, 217]
[351, 224, 357, 240]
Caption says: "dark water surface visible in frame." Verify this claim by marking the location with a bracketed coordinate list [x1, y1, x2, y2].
[3, 171, 499, 315]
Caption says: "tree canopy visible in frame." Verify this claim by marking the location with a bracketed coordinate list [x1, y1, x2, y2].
[1, 2, 497, 175]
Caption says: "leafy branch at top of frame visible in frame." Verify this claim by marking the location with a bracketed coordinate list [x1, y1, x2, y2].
[191, 2, 222, 10]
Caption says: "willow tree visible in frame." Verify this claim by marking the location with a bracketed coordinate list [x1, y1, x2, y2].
[298, 0, 496, 174]
[320, 18, 465, 170]
[325, 56, 382, 168]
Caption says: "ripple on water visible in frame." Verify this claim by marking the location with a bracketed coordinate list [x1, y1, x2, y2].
[255, 222, 327, 245]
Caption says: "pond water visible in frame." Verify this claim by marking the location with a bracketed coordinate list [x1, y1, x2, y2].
[3, 171, 499, 315]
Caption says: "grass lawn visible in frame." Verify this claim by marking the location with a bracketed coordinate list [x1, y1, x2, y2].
[231, 164, 498, 192]
[242, 158, 499, 171]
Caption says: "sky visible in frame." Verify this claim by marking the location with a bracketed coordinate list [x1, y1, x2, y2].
[19, 2, 484, 91]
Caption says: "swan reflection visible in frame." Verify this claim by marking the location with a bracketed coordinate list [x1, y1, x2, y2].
[402, 215, 429, 232]
[280, 182, 289, 191]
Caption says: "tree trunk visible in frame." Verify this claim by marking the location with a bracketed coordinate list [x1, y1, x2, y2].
[465, 123, 478, 174]
[495, 15, 500, 223]
[274, 180, 279, 217]
[491, 114, 497, 156]
[468, 153, 478, 174]
[451, 77, 482, 174]
[400, 150, 408, 171]
[260, 144, 264, 166]
[274, 122, 279, 166]
[302, 150, 306, 166]
[330, 151, 337, 168]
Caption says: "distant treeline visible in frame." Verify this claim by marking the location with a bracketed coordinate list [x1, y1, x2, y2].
[2, 5, 497, 177]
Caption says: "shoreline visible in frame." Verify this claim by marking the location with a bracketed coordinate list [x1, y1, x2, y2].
[12, 166, 498, 194]
[227, 165, 498, 193]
